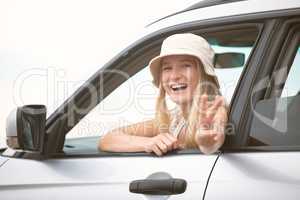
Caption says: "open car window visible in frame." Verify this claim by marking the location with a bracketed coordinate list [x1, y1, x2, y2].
[64, 25, 260, 155]
[249, 28, 300, 147]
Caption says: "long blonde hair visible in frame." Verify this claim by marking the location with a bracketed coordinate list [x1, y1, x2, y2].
[154, 58, 220, 148]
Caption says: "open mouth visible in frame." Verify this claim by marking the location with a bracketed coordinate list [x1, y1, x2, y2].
[170, 83, 188, 92]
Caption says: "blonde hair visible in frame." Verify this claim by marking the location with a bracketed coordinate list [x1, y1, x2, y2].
[154, 57, 220, 148]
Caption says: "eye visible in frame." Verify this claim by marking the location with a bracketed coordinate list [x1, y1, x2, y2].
[182, 63, 192, 68]
[162, 65, 172, 71]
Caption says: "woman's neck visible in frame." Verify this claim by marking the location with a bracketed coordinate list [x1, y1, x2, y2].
[179, 103, 191, 120]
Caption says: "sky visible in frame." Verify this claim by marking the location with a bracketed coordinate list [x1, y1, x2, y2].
[0, 0, 200, 146]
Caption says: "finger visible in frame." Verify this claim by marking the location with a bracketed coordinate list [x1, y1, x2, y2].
[210, 96, 222, 110]
[172, 138, 185, 149]
[198, 129, 219, 139]
[198, 121, 211, 130]
[163, 133, 177, 143]
[152, 144, 163, 156]
[163, 133, 178, 149]
[172, 141, 179, 149]
[156, 140, 168, 154]
[173, 140, 183, 149]
[219, 96, 226, 107]
[207, 96, 223, 120]
[213, 119, 226, 133]
[199, 94, 208, 117]
[196, 135, 211, 146]
[198, 131, 219, 146]
[217, 105, 228, 121]
[213, 133, 221, 141]
[195, 129, 211, 144]
[160, 136, 173, 151]
[213, 109, 228, 130]
[214, 132, 225, 142]
[207, 128, 222, 139]
[178, 143, 185, 149]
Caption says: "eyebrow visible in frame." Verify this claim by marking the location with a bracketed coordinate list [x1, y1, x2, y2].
[179, 59, 194, 63]
[161, 58, 194, 65]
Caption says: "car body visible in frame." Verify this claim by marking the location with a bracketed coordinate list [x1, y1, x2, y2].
[1, 0, 300, 199]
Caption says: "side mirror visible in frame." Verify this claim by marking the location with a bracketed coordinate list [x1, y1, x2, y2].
[214, 52, 245, 68]
[5, 105, 47, 156]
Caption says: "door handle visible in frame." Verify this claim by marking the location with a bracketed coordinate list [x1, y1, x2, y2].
[129, 178, 187, 195]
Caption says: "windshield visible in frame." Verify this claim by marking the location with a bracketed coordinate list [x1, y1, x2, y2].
[0, 0, 200, 147]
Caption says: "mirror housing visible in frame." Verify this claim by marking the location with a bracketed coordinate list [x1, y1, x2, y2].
[214, 52, 245, 68]
[5, 105, 47, 156]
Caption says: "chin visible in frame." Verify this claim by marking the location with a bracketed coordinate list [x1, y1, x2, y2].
[170, 96, 193, 106]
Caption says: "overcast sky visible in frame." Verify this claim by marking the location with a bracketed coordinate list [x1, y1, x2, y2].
[0, 0, 200, 146]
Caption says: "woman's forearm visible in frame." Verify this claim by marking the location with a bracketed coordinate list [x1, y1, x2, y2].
[98, 131, 150, 153]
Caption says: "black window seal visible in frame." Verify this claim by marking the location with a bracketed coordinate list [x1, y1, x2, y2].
[50, 149, 216, 159]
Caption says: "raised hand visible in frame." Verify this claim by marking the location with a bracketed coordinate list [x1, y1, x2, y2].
[195, 94, 227, 154]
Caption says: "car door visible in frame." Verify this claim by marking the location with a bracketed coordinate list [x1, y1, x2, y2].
[0, 149, 219, 200]
[205, 16, 300, 199]
[0, 17, 260, 200]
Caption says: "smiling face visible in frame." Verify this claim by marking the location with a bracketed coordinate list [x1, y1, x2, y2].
[161, 55, 200, 107]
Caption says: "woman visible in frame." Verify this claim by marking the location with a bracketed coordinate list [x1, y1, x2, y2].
[98, 33, 228, 155]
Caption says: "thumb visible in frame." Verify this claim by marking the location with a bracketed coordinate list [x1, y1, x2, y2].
[178, 143, 185, 149]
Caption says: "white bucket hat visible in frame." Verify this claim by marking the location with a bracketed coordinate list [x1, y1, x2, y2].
[149, 33, 219, 87]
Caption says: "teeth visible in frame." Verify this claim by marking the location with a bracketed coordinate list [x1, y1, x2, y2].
[170, 84, 187, 91]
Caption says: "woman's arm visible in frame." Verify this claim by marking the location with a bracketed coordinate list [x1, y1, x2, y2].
[98, 120, 180, 156]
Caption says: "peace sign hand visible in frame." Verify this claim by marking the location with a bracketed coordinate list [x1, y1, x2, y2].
[195, 94, 227, 154]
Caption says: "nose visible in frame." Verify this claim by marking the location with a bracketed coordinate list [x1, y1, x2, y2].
[169, 67, 182, 81]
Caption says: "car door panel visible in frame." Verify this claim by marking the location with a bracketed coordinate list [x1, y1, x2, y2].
[205, 152, 300, 199]
[0, 154, 218, 199]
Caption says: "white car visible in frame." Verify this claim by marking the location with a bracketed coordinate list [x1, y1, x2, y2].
[1, 0, 300, 199]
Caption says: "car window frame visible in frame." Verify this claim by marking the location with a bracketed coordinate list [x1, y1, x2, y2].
[268, 26, 300, 98]
[224, 17, 300, 152]
[59, 25, 262, 158]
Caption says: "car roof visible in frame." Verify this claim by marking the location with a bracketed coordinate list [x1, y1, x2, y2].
[144, 0, 300, 33]
[184, 0, 247, 10]
[147, 0, 247, 27]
